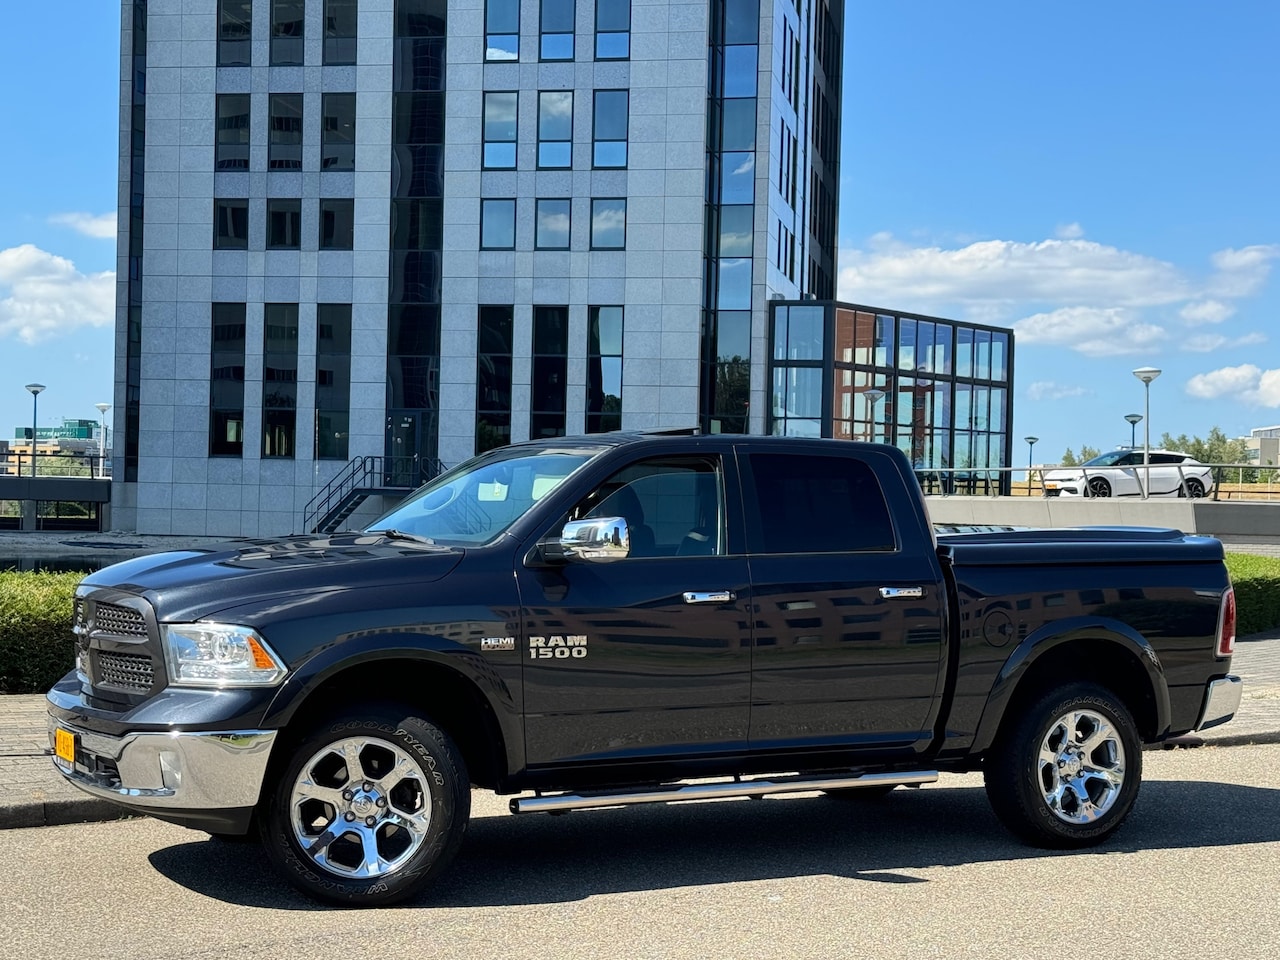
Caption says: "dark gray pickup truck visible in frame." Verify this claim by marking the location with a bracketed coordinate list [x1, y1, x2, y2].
[48, 433, 1242, 905]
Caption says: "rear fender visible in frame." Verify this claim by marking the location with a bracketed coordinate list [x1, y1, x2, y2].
[970, 615, 1170, 754]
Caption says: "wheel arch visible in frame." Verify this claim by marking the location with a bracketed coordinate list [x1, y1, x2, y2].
[264, 643, 517, 791]
[971, 618, 1170, 755]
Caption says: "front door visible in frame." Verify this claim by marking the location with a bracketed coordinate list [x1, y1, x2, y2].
[385, 411, 422, 488]
[516, 453, 753, 767]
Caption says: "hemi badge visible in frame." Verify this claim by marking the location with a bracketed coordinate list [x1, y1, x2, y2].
[481, 637, 515, 652]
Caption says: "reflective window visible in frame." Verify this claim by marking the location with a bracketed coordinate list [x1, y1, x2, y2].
[716, 257, 751, 310]
[486, 0, 519, 61]
[476, 305, 515, 453]
[780, 305, 824, 360]
[541, 0, 575, 61]
[262, 303, 299, 458]
[393, 92, 445, 145]
[718, 205, 753, 257]
[218, 0, 253, 67]
[592, 90, 628, 168]
[323, 0, 358, 65]
[532, 306, 569, 439]
[874, 314, 894, 366]
[213, 199, 249, 250]
[535, 199, 571, 249]
[215, 94, 250, 171]
[271, 0, 304, 66]
[590, 198, 626, 249]
[538, 91, 573, 168]
[321, 93, 356, 171]
[724, 0, 760, 45]
[723, 45, 757, 98]
[716, 310, 751, 362]
[210, 303, 246, 456]
[772, 366, 823, 419]
[319, 198, 354, 250]
[391, 199, 444, 249]
[746, 453, 895, 554]
[974, 329, 992, 380]
[721, 98, 756, 151]
[587, 306, 623, 432]
[991, 332, 1009, 382]
[268, 94, 303, 170]
[391, 144, 445, 197]
[266, 199, 302, 249]
[483, 91, 518, 169]
[720, 152, 755, 203]
[595, 0, 630, 60]
[316, 303, 352, 459]
[480, 199, 516, 249]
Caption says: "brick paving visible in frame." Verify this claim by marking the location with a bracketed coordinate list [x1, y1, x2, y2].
[3, 632, 1278, 829]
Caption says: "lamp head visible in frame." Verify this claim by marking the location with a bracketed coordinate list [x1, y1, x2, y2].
[864, 388, 885, 404]
[1124, 413, 1143, 425]
[1132, 366, 1162, 384]
[25, 383, 46, 396]
[1024, 436, 1039, 445]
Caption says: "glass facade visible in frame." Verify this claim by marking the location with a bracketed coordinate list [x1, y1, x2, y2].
[124, 1, 147, 482]
[770, 301, 1016, 492]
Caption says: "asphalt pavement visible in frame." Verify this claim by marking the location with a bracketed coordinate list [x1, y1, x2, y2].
[3, 630, 1278, 831]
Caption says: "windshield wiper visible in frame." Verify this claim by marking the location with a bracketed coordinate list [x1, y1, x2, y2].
[376, 528, 436, 545]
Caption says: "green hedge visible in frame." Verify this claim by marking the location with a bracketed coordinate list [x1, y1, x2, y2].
[0, 571, 82, 695]
[1, 553, 1279, 695]
[1224, 553, 1280, 637]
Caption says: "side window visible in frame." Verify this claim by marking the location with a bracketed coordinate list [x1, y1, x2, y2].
[1116, 453, 1140, 466]
[1150, 453, 1181, 465]
[572, 458, 724, 558]
[746, 454, 895, 554]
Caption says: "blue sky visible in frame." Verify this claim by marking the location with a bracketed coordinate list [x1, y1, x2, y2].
[1, 2, 1277, 465]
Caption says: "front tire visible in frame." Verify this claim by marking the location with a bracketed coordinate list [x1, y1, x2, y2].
[984, 683, 1141, 848]
[261, 707, 470, 906]
[1085, 477, 1112, 498]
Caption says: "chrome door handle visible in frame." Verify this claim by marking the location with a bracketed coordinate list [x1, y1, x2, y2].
[683, 591, 735, 604]
[879, 586, 924, 600]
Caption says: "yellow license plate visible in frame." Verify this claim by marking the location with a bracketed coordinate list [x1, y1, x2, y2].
[55, 728, 76, 765]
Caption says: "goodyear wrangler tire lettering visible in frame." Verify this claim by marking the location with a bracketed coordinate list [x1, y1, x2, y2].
[260, 706, 470, 907]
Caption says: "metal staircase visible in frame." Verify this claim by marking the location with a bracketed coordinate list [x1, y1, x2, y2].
[302, 455, 445, 534]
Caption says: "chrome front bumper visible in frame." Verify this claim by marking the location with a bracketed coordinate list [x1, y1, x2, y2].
[1195, 675, 1243, 731]
[48, 716, 277, 811]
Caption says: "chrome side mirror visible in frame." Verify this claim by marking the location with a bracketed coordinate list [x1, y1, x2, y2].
[560, 516, 630, 562]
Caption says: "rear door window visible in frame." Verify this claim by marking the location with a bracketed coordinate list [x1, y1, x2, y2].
[744, 453, 896, 554]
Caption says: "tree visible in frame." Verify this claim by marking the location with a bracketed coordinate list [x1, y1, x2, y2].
[1061, 449, 1078, 466]
[1158, 426, 1248, 466]
[1080, 445, 1100, 462]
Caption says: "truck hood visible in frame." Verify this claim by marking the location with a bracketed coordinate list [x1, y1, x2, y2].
[81, 533, 465, 622]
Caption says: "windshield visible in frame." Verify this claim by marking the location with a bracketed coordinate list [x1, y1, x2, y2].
[366, 448, 596, 544]
[1081, 451, 1131, 467]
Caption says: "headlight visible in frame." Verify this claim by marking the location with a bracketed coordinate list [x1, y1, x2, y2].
[162, 623, 287, 687]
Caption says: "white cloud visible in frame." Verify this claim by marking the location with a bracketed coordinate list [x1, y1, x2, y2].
[1182, 334, 1227, 353]
[1027, 381, 1090, 401]
[1206, 244, 1280, 297]
[0, 244, 115, 344]
[48, 212, 117, 239]
[1055, 222, 1085, 240]
[1179, 299, 1235, 325]
[1011, 306, 1165, 357]
[1185, 364, 1280, 407]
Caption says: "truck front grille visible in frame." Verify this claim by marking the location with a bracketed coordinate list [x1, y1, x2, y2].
[94, 603, 148, 637]
[95, 651, 155, 691]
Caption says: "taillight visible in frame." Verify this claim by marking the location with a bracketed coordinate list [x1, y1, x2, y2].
[1217, 587, 1236, 658]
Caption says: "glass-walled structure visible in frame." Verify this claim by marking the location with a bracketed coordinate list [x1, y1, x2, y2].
[770, 301, 1014, 492]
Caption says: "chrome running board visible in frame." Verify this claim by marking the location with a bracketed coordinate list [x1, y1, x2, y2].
[509, 770, 938, 815]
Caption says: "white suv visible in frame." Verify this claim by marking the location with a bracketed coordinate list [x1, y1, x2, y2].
[1041, 449, 1214, 499]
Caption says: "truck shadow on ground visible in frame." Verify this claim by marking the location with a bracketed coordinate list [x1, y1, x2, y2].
[147, 777, 1280, 910]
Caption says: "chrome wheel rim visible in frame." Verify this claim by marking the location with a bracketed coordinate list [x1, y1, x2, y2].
[289, 736, 432, 879]
[1037, 709, 1125, 824]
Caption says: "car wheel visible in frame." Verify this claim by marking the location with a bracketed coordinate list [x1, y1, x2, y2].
[260, 707, 470, 906]
[1085, 477, 1112, 498]
[984, 682, 1141, 848]
[1184, 478, 1206, 498]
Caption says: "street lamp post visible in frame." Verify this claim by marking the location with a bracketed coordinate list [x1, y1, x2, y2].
[95, 402, 111, 479]
[1132, 367, 1162, 499]
[1124, 413, 1143, 449]
[1024, 436, 1039, 496]
[24, 383, 45, 478]
[864, 388, 885, 442]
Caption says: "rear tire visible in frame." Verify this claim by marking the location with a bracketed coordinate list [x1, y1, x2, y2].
[984, 682, 1141, 848]
[1184, 478, 1206, 498]
[260, 707, 470, 906]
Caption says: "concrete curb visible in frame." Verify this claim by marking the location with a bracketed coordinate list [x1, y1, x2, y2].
[0, 795, 127, 830]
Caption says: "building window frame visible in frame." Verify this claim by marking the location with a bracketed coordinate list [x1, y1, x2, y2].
[480, 198, 517, 250]
[270, 0, 305, 66]
[590, 197, 626, 250]
[215, 93, 251, 171]
[323, 0, 358, 65]
[210, 302, 247, 457]
[485, 0, 520, 62]
[262, 302, 300, 459]
[587, 305, 623, 433]
[268, 93, 304, 171]
[592, 89, 628, 168]
[594, 0, 630, 60]
[213, 198, 250, 250]
[535, 198, 571, 250]
[319, 198, 355, 250]
[482, 91, 518, 169]
[537, 90, 573, 169]
[321, 93, 356, 171]
[266, 198, 303, 249]
[531, 305, 569, 439]
[217, 0, 253, 67]
[540, 0, 575, 61]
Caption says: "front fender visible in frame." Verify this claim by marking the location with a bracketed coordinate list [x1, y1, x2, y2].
[970, 615, 1171, 754]
[260, 631, 523, 778]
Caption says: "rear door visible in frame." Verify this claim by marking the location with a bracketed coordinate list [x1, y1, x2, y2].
[516, 446, 753, 767]
[739, 444, 947, 753]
